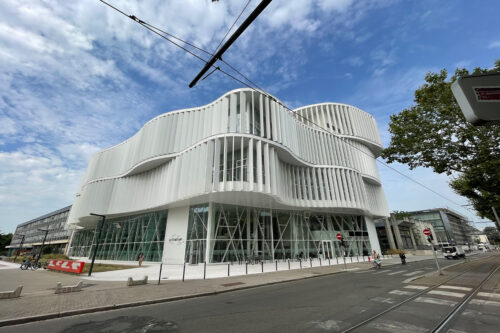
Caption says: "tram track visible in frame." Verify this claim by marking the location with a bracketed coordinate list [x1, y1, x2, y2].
[341, 254, 499, 332]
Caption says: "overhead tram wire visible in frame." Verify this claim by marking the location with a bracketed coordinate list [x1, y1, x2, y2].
[98, 0, 480, 219]
[213, 0, 253, 54]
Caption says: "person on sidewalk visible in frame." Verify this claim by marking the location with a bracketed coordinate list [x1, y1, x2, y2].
[138, 253, 144, 267]
[399, 252, 406, 265]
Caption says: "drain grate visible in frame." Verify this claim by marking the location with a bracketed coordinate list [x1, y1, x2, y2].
[221, 282, 245, 287]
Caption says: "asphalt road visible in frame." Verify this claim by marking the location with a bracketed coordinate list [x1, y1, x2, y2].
[1, 254, 497, 333]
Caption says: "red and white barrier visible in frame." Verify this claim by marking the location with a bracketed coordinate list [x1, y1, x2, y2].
[47, 260, 85, 274]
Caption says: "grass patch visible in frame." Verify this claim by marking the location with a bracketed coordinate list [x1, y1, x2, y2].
[81, 263, 136, 274]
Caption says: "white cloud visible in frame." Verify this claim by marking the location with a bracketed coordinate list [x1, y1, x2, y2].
[488, 40, 500, 49]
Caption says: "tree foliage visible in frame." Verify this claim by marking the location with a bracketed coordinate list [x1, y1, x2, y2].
[382, 61, 500, 221]
[0, 233, 13, 255]
[483, 227, 500, 245]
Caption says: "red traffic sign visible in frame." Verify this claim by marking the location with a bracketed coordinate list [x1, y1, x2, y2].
[336, 233, 342, 240]
[423, 228, 431, 236]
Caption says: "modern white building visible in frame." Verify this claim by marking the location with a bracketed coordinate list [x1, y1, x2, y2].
[67, 88, 389, 264]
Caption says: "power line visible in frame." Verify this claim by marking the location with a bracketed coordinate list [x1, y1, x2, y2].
[213, 0, 253, 54]
[97, 0, 480, 220]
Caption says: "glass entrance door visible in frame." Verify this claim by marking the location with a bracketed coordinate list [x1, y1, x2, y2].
[321, 241, 334, 260]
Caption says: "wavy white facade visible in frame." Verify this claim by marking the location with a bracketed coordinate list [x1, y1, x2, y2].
[67, 89, 389, 264]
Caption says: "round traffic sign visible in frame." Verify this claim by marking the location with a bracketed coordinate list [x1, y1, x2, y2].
[423, 228, 431, 236]
[336, 233, 342, 240]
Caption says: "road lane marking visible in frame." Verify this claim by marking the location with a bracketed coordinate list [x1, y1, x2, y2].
[476, 292, 500, 299]
[470, 299, 500, 306]
[404, 285, 428, 290]
[371, 296, 396, 304]
[414, 297, 457, 306]
[428, 290, 466, 298]
[372, 270, 391, 274]
[367, 320, 427, 332]
[387, 270, 406, 275]
[403, 271, 423, 276]
[389, 289, 414, 296]
[438, 285, 472, 291]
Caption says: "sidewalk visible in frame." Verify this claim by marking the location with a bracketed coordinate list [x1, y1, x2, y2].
[0, 255, 433, 326]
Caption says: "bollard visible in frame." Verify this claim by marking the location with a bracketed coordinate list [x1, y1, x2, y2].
[203, 262, 206, 280]
[228, 263, 230, 277]
[319, 258, 322, 266]
[357, 255, 359, 263]
[261, 261, 264, 273]
[158, 263, 163, 285]
[328, 258, 331, 266]
[275, 260, 278, 271]
[299, 259, 302, 269]
[288, 259, 290, 270]
[246, 262, 248, 275]
[310, 258, 312, 267]
[182, 262, 186, 282]
[336, 256, 339, 264]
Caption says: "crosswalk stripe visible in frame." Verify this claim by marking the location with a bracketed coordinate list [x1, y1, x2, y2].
[371, 296, 396, 304]
[438, 285, 472, 291]
[476, 292, 500, 299]
[389, 289, 414, 296]
[372, 270, 391, 274]
[387, 270, 407, 275]
[403, 271, 423, 276]
[414, 297, 457, 306]
[470, 299, 500, 306]
[428, 290, 466, 298]
[404, 285, 428, 290]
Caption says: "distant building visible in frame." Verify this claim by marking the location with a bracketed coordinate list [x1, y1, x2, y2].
[6, 206, 72, 257]
[375, 214, 436, 252]
[407, 208, 472, 246]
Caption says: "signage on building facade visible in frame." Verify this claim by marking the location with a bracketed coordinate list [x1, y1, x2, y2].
[47, 259, 85, 274]
[168, 235, 184, 245]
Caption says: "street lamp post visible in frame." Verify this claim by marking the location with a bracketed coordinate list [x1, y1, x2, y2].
[13, 234, 25, 263]
[36, 229, 49, 263]
[88, 213, 106, 276]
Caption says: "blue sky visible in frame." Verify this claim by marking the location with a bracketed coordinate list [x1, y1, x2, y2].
[1, 0, 499, 233]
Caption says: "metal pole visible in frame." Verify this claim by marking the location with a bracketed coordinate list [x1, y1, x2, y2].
[158, 263, 163, 285]
[432, 243, 442, 275]
[13, 235, 25, 263]
[188, 0, 273, 88]
[342, 246, 347, 271]
[299, 259, 302, 269]
[328, 258, 331, 266]
[310, 258, 312, 267]
[275, 260, 278, 271]
[246, 262, 248, 275]
[261, 261, 264, 273]
[37, 229, 49, 262]
[88, 214, 106, 276]
[228, 263, 230, 277]
[319, 257, 322, 266]
[182, 262, 186, 281]
[492, 207, 500, 231]
[288, 259, 290, 270]
[204, 261, 207, 280]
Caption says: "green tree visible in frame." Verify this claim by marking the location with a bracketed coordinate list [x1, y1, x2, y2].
[0, 232, 13, 255]
[382, 61, 500, 221]
[483, 227, 500, 245]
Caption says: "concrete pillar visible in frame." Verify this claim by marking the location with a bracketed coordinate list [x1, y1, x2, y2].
[162, 206, 190, 264]
[409, 227, 418, 250]
[390, 217, 404, 249]
[204, 202, 214, 263]
[384, 218, 397, 249]
[365, 216, 381, 255]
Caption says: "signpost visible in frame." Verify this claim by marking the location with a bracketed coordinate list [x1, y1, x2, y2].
[424, 229, 442, 275]
[337, 233, 347, 270]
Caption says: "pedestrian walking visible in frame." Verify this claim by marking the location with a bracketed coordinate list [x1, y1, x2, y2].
[399, 252, 406, 265]
[138, 253, 144, 267]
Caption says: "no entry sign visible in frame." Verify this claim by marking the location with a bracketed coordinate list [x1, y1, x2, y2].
[423, 228, 431, 236]
[336, 233, 342, 240]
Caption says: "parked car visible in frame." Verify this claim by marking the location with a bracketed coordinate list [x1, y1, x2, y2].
[442, 246, 466, 259]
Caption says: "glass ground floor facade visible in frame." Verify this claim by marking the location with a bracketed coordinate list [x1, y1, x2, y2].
[68, 210, 167, 262]
[68, 204, 372, 263]
[186, 203, 372, 264]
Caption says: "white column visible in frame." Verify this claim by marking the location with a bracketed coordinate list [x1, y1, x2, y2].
[365, 216, 381, 255]
[205, 202, 214, 263]
[162, 206, 190, 264]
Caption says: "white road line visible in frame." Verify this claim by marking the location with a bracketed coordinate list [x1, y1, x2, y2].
[372, 270, 391, 274]
[438, 285, 472, 291]
[414, 297, 457, 306]
[477, 292, 500, 299]
[367, 320, 428, 333]
[470, 299, 500, 306]
[403, 271, 423, 276]
[428, 290, 466, 298]
[387, 270, 407, 275]
[404, 285, 428, 290]
[371, 296, 396, 304]
[389, 289, 414, 296]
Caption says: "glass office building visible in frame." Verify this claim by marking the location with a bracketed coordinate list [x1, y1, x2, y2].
[66, 89, 389, 263]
